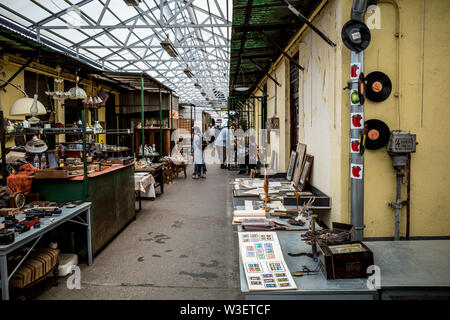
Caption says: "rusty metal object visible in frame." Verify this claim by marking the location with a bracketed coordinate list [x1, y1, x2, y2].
[301, 229, 351, 246]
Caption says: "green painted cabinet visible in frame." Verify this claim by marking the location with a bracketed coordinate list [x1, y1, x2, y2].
[31, 165, 135, 255]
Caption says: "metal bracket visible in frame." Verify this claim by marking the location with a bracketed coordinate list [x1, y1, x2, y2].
[68, 215, 88, 226]
[260, 31, 304, 71]
[388, 202, 403, 209]
[280, 0, 336, 47]
[248, 58, 281, 87]
[0, 56, 35, 90]
[8, 235, 42, 280]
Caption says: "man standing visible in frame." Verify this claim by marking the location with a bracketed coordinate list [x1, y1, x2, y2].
[214, 124, 235, 169]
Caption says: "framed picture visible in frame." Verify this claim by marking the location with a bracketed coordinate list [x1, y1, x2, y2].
[292, 143, 306, 186]
[286, 151, 297, 181]
[298, 154, 314, 191]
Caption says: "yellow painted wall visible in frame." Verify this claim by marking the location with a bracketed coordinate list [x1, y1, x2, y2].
[295, 0, 344, 228]
[358, 0, 450, 237]
[265, 59, 290, 172]
[251, 0, 450, 238]
[0, 57, 26, 148]
[252, 0, 344, 227]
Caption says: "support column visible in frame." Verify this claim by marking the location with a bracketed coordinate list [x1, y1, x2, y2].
[159, 88, 163, 156]
[349, 0, 368, 241]
[54, 79, 65, 143]
[140, 74, 145, 157]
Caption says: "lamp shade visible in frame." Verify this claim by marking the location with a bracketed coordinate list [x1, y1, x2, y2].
[68, 86, 87, 99]
[234, 86, 249, 92]
[10, 97, 46, 116]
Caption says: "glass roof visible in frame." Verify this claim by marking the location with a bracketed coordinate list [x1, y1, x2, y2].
[0, 0, 232, 110]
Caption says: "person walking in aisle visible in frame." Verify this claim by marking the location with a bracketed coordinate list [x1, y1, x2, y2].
[192, 126, 206, 179]
[214, 124, 235, 169]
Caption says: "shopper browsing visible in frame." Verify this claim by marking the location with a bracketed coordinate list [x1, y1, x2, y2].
[192, 126, 206, 179]
[214, 124, 235, 169]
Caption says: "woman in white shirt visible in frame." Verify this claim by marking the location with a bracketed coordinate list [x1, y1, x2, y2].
[192, 126, 205, 179]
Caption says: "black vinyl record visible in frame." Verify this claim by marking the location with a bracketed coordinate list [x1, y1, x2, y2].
[364, 119, 390, 150]
[365, 71, 392, 102]
[341, 20, 371, 52]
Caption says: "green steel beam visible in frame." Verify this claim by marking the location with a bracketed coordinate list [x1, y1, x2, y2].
[141, 74, 145, 157]
[81, 108, 88, 197]
[159, 88, 163, 155]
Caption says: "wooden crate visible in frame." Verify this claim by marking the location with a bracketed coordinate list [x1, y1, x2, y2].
[332, 222, 355, 242]
[317, 241, 374, 280]
[34, 165, 97, 179]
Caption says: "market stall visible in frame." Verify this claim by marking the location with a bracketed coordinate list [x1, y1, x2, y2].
[0, 202, 92, 300]
[30, 163, 134, 256]
[231, 156, 450, 300]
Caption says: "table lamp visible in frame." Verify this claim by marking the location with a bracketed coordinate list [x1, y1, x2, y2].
[9, 93, 46, 124]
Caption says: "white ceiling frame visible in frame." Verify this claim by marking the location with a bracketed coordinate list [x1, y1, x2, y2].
[6, 0, 232, 109]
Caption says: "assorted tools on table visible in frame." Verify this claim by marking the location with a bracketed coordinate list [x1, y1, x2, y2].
[0, 202, 82, 242]
[302, 229, 352, 246]
[292, 265, 320, 277]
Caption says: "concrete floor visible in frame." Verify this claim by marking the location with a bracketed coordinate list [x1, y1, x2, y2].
[37, 164, 244, 300]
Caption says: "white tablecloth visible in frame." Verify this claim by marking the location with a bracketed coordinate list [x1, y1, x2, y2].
[135, 173, 156, 198]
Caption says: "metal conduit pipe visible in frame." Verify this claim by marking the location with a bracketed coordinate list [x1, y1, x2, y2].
[394, 168, 403, 240]
[349, 0, 369, 241]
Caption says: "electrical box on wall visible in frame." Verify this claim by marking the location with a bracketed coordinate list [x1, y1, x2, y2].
[387, 131, 417, 155]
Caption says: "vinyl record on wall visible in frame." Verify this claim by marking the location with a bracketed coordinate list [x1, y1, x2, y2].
[341, 19, 371, 52]
[365, 71, 392, 102]
[364, 119, 390, 150]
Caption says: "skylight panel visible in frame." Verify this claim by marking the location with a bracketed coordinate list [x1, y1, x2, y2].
[3, 1, 51, 25]
[0, 9, 32, 27]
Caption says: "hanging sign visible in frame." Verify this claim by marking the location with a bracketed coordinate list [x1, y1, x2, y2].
[351, 164, 363, 179]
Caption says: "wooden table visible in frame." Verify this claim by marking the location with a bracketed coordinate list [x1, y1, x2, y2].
[174, 162, 187, 179]
[135, 164, 164, 195]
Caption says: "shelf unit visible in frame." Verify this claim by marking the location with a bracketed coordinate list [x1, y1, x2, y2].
[0, 110, 135, 197]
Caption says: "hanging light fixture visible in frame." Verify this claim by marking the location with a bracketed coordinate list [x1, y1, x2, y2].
[234, 61, 250, 92]
[54, 65, 64, 84]
[68, 72, 87, 99]
[46, 66, 72, 101]
[94, 96, 103, 105]
[183, 68, 194, 78]
[160, 39, 179, 57]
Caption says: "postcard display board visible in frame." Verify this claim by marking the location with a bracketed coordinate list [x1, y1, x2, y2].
[238, 231, 297, 291]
